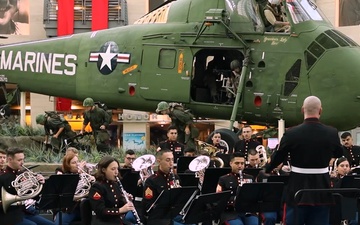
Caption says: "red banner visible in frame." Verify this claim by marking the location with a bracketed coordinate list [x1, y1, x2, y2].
[56, 98, 72, 112]
[92, 0, 108, 31]
[57, 0, 74, 36]
[56, 0, 74, 111]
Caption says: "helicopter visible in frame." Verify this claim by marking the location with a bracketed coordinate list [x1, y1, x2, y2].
[0, 0, 359, 137]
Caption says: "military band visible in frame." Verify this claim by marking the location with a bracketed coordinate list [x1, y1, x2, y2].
[2, 107, 360, 225]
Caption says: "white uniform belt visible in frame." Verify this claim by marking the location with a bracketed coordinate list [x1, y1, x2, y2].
[291, 166, 328, 174]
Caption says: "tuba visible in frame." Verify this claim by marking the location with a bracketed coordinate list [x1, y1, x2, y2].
[188, 155, 210, 189]
[196, 140, 224, 168]
[256, 145, 268, 168]
[2, 165, 43, 213]
[73, 166, 95, 201]
[132, 154, 155, 184]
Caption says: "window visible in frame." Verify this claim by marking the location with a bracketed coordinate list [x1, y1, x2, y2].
[159, 49, 176, 69]
[284, 59, 301, 96]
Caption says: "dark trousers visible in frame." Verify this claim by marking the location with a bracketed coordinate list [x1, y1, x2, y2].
[286, 205, 329, 225]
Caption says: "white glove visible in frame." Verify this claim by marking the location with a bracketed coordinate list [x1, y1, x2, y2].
[24, 199, 36, 209]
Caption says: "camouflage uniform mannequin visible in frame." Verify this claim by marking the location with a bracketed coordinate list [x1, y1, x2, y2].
[36, 113, 75, 151]
[156, 101, 199, 149]
[81, 98, 112, 153]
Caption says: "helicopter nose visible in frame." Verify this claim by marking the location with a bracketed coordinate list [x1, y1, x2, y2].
[307, 47, 360, 130]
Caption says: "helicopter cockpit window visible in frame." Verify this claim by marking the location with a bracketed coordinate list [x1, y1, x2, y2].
[315, 33, 338, 49]
[286, 0, 323, 24]
[158, 49, 176, 69]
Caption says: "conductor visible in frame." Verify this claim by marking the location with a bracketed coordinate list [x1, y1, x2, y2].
[264, 96, 343, 225]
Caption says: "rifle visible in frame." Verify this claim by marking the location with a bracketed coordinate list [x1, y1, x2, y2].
[30, 137, 53, 151]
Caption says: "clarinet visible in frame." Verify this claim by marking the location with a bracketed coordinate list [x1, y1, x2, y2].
[239, 169, 244, 186]
[116, 177, 143, 225]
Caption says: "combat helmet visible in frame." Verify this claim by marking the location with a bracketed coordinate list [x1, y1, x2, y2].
[230, 60, 241, 70]
[83, 97, 94, 107]
[36, 114, 46, 124]
[156, 101, 169, 113]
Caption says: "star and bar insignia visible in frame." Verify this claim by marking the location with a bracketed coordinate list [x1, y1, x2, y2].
[89, 41, 131, 75]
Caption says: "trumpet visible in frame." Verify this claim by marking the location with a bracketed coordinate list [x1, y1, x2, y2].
[116, 176, 143, 225]
[73, 166, 95, 201]
[132, 154, 155, 185]
[2, 165, 43, 213]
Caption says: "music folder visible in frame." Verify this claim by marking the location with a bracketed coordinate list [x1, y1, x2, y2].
[176, 156, 196, 173]
[146, 186, 198, 220]
[201, 167, 231, 194]
[38, 174, 80, 210]
[119, 168, 140, 197]
[177, 173, 199, 187]
[182, 190, 232, 224]
[235, 182, 284, 213]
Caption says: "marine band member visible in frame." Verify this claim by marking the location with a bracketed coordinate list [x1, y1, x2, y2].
[216, 152, 258, 225]
[142, 149, 181, 225]
[211, 132, 227, 154]
[0, 147, 48, 225]
[233, 125, 261, 159]
[89, 156, 136, 225]
[340, 132, 360, 167]
[157, 126, 185, 163]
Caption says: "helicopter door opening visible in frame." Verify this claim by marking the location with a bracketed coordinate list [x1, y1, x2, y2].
[191, 49, 244, 105]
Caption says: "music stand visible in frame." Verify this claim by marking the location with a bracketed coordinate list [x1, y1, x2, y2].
[177, 156, 196, 173]
[243, 168, 262, 180]
[216, 154, 231, 167]
[267, 175, 290, 185]
[201, 168, 231, 194]
[146, 186, 198, 221]
[119, 168, 140, 197]
[38, 174, 80, 225]
[235, 182, 284, 225]
[178, 173, 199, 187]
[182, 190, 232, 224]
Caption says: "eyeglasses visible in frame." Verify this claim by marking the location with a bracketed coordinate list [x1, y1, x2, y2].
[126, 157, 136, 161]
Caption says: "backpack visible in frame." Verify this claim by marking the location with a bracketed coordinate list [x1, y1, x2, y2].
[45, 111, 63, 120]
[94, 102, 113, 124]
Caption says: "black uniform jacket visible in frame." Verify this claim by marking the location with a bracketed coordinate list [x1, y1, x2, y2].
[218, 172, 254, 206]
[142, 170, 180, 221]
[89, 180, 127, 225]
[0, 166, 24, 225]
[342, 145, 360, 167]
[233, 139, 261, 159]
[158, 140, 185, 163]
[265, 118, 343, 206]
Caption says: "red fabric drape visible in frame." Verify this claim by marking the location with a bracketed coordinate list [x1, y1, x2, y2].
[57, 0, 74, 36]
[92, 0, 109, 31]
[56, 98, 72, 112]
[56, 0, 74, 111]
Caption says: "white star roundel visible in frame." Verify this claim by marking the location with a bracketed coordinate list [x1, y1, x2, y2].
[89, 41, 131, 75]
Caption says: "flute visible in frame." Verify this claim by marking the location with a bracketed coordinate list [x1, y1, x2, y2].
[116, 177, 143, 225]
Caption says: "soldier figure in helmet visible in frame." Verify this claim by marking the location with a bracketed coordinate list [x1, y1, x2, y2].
[36, 113, 75, 152]
[156, 101, 199, 149]
[80, 97, 113, 153]
[226, 60, 242, 104]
